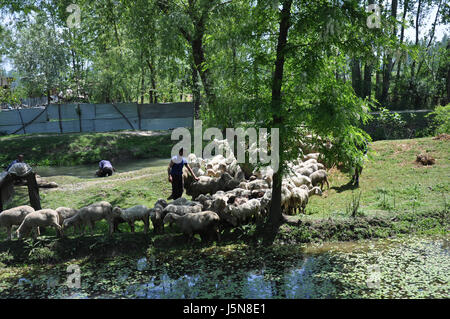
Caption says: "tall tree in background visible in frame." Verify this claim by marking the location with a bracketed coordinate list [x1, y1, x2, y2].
[9, 12, 69, 104]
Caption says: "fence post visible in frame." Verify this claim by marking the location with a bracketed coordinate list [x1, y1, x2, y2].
[17, 109, 26, 134]
[77, 104, 82, 132]
[58, 104, 63, 133]
[138, 104, 143, 130]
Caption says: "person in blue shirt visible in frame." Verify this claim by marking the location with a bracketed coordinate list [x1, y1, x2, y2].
[6, 154, 24, 171]
[96, 160, 116, 177]
[167, 148, 198, 200]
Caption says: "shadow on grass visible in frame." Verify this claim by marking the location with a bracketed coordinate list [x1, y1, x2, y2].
[331, 181, 360, 193]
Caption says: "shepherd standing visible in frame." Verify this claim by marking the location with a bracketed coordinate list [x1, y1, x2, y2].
[167, 148, 198, 200]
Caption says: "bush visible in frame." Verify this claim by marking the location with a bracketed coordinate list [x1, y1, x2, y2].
[426, 104, 450, 135]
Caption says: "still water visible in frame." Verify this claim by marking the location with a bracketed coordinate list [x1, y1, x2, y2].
[3, 236, 448, 299]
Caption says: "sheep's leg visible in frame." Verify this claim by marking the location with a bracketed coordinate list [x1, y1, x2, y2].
[52, 222, 63, 238]
[143, 218, 149, 234]
[89, 221, 95, 236]
[79, 223, 85, 236]
[32, 227, 39, 239]
[108, 221, 114, 236]
[128, 221, 135, 233]
[216, 228, 221, 242]
[7, 226, 12, 241]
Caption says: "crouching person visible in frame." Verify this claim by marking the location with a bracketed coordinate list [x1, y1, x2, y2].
[96, 160, 116, 177]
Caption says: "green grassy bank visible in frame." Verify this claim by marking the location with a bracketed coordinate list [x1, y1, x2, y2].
[0, 134, 447, 247]
[0, 131, 175, 167]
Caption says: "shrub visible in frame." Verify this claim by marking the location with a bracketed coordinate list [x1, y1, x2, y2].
[426, 104, 450, 135]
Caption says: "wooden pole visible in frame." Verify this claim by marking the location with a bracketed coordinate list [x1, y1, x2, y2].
[26, 172, 41, 211]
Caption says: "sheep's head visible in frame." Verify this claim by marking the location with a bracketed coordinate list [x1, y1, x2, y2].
[155, 199, 168, 209]
[310, 187, 323, 196]
[218, 163, 227, 173]
[63, 216, 77, 229]
[112, 207, 123, 219]
[163, 213, 176, 225]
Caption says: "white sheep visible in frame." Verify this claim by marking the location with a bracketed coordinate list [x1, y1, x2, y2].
[63, 201, 114, 236]
[163, 211, 221, 242]
[304, 153, 320, 161]
[149, 200, 167, 234]
[55, 207, 80, 236]
[297, 166, 314, 177]
[281, 185, 292, 213]
[289, 186, 323, 214]
[222, 199, 261, 226]
[0, 205, 35, 240]
[163, 203, 203, 216]
[309, 169, 330, 190]
[246, 179, 270, 191]
[16, 209, 62, 239]
[112, 205, 151, 233]
[290, 175, 312, 188]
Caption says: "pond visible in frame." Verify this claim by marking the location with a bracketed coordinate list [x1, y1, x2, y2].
[33, 158, 169, 179]
[1, 236, 448, 299]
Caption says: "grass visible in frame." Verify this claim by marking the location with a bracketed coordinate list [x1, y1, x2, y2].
[0, 131, 175, 167]
[306, 137, 449, 218]
[0, 134, 448, 299]
[0, 135, 448, 243]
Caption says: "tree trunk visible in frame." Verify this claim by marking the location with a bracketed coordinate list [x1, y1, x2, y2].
[140, 52, 145, 104]
[375, 63, 382, 103]
[191, 61, 201, 119]
[380, 0, 398, 106]
[411, 0, 423, 82]
[447, 41, 450, 104]
[362, 0, 375, 101]
[147, 59, 157, 104]
[393, 0, 409, 105]
[363, 63, 372, 99]
[351, 59, 362, 97]
[416, 0, 442, 76]
[191, 33, 215, 108]
[268, 0, 293, 233]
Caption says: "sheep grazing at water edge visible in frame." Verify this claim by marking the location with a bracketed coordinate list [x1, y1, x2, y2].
[163, 211, 221, 242]
[62, 201, 114, 236]
[55, 207, 80, 236]
[112, 205, 151, 233]
[16, 209, 62, 239]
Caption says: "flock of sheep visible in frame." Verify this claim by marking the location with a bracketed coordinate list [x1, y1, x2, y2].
[0, 139, 329, 242]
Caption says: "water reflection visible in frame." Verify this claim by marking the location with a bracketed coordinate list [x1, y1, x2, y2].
[5, 236, 448, 299]
[125, 274, 201, 299]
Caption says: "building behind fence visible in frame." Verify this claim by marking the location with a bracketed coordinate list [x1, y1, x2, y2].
[0, 103, 194, 135]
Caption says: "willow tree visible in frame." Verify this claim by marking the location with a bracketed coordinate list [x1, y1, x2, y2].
[228, 0, 381, 236]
